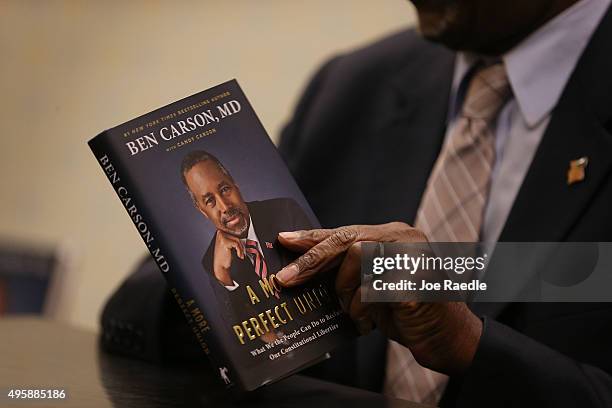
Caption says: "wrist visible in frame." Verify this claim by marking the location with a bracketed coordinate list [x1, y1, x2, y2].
[214, 266, 233, 285]
[447, 311, 483, 375]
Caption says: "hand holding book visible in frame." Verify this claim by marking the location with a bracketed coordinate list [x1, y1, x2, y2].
[276, 223, 482, 376]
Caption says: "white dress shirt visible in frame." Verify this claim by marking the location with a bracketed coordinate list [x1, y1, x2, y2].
[224, 216, 264, 291]
[445, 0, 611, 244]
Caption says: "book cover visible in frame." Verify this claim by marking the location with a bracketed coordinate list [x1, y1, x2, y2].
[88, 80, 355, 391]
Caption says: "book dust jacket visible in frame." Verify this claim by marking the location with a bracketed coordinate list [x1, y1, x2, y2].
[88, 80, 355, 391]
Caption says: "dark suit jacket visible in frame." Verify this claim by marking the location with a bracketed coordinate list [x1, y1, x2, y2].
[201, 198, 313, 327]
[277, 12, 612, 408]
[101, 8, 612, 407]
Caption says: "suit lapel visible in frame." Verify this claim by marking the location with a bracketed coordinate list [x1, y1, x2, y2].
[474, 5, 612, 317]
[248, 201, 284, 274]
[364, 46, 456, 225]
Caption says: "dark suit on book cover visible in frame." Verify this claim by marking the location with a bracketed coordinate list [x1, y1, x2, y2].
[179, 150, 316, 353]
[202, 198, 313, 328]
[102, 5, 612, 406]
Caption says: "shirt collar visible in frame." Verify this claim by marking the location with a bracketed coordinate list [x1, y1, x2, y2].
[450, 0, 610, 128]
[242, 215, 258, 245]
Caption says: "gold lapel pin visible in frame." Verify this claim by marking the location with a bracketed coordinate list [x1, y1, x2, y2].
[567, 156, 589, 185]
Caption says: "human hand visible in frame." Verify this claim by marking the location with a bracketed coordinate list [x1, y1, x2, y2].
[213, 231, 245, 286]
[276, 222, 482, 375]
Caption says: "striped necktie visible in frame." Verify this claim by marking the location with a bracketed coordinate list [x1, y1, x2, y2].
[245, 239, 268, 279]
[384, 62, 512, 404]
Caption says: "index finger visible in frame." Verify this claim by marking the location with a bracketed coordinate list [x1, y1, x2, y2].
[222, 232, 245, 259]
[276, 227, 360, 287]
[277, 228, 337, 252]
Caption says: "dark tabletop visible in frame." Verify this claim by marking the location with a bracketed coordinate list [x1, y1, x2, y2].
[0, 318, 426, 407]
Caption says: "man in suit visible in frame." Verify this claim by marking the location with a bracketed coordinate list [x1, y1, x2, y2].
[102, 0, 612, 406]
[180, 150, 313, 331]
[274, 0, 612, 406]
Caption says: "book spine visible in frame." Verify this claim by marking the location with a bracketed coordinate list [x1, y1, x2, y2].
[88, 133, 235, 387]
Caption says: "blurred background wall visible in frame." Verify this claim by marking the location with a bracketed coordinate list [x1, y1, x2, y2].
[0, 0, 416, 330]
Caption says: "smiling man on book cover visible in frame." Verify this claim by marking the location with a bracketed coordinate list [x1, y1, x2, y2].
[180, 149, 314, 339]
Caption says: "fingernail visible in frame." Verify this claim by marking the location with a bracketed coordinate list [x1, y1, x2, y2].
[279, 231, 300, 239]
[269, 275, 283, 292]
[277, 264, 299, 283]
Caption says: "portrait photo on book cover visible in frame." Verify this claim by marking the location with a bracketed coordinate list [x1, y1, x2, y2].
[179, 149, 317, 346]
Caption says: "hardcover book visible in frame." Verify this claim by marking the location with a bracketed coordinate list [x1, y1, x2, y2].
[88, 80, 355, 391]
